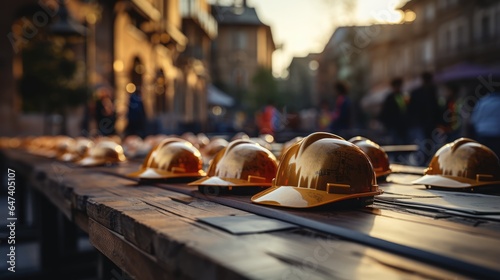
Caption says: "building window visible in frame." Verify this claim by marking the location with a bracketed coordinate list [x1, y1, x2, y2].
[232, 32, 247, 50]
[174, 80, 185, 115]
[481, 15, 491, 42]
[131, 57, 144, 89]
[423, 38, 433, 63]
[496, 11, 500, 36]
[425, 3, 435, 22]
[154, 71, 167, 114]
[446, 29, 452, 52]
[438, 0, 447, 10]
[403, 47, 411, 71]
[232, 68, 247, 88]
[457, 25, 465, 48]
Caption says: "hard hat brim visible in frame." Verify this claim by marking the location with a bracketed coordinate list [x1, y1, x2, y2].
[251, 185, 383, 208]
[58, 152, 79, 162]
[127, 167, 206, 179]
[76, 157, 108, 167]
[188, 176, 273, 187]
[375, 169, 392, 178]
[412, 175, 500, 188]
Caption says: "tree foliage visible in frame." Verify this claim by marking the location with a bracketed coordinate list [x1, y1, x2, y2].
[247, 67, 283, 112]
[19, 39, 87, 114]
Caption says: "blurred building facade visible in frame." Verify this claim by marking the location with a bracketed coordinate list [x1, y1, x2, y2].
[0, 0, 217, 136]
[318, 0, 500, 125]
[316, 26, 375, 126]
[210, 0, 275, 106]
[285, 53, 320, 111]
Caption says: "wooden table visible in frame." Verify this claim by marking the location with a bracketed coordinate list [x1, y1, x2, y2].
[2, 149, 500, 279]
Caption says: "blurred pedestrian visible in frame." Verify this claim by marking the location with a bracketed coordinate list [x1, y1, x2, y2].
[257, 99, 280, 135]
[379, 77, 408, 144]
[440, 83, 462, 142]
[329, 81, 351, 134]
[95, 86, 116, 136]
[126, 87, 147, 138]
[469, 91, 500, 157]
[407, 72, 441, 143]
[317, 99, 332, 131]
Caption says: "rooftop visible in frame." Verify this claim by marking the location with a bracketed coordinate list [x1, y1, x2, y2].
[212, 4, 265, 26]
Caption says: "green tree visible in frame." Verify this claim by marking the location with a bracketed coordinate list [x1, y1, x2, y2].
[19, 39, 87, 134]
[247, 67, 283, 112]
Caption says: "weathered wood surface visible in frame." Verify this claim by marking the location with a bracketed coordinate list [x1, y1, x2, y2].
[3, 149, 500, 279]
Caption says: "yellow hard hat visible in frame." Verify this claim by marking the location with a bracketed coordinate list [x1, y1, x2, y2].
[202, 138, 229, 159]
[122, 135, 144, 158]
[349, 136, 391, 178]
[55, 136, 75, 156]
[181, 132, 200, 148]
[412, 138, 500, 189]
[279, 136, 303, 159]
[231, 132, 250, 141]
[189, 139, 278, 187]
[59, 137, 94, 162]
[76, 140, 126, 167]
[127, 138, 205, 179]
[197, 133, 210, 149]
[251, 132, 382, 208]
[0, 137, 21, 149]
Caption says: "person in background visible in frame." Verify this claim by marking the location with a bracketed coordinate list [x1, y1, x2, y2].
[317, 99, 332, 131]
[125, 87, 147, 138]
[469, 91, 500, 157]
[95, 86, 116, 136]
[379, 77, 408, 144]
[407, 72, 441, 144]
[329, 81, 351, 134]
[440, 83, 462, 142]
[257, 99, 279, 135]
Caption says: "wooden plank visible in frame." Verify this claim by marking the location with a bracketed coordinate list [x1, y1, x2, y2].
[381, 144, 419, 153]
[366, 204, 500, 237]
[89, 219, 171, 280]
[37, 179, 73, 221]
[120, 208, 190, 254]
[390, 164, 425, 174]
[253, 230, 465, 280]
[5, 149, 500, 279]
[86, 196, 151, 234]
[74, 209, 89, 233]
[150, 218, 330, 280]
[276, 207, 500, 271]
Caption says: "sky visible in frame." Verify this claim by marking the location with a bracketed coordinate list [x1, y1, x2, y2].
[246, 0, 409, 77]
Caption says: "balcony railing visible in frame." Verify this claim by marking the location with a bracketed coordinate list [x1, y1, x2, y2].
[180, 0, 218, 39]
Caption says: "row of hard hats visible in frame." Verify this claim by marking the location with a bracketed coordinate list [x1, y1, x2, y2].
[1, 135, 126, 167]
[2, 133, 231, 167]
[4, 132, 499, 209]
[127, 132, 392, 208]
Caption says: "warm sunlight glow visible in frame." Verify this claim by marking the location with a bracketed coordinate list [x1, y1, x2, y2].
[125, 83, 136, 93]
[404, 10, 417, 22]
[113, 60, 124, 72]
[245, 0, 408, 76]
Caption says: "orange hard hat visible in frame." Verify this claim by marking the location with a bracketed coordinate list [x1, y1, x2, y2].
[251, 132, 382, 208]
[349, 136, 391, 178]
[197, 133, 210, 149]
[412, 138, 500, 189]
[202, 138, 229, 159]
[189, 139, 278, 187]
[127, 138, 205, 179]
[279, 136, 303, 160]
[76, 140, 126, 167]
[59, 137, 94, 162]
[231, 132, 250, 141]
